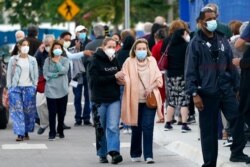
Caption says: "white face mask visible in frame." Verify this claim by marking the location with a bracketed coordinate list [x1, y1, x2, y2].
[45, 46, 50, 52]
[63, 41, 71, 49]
[184, 34, 190, 42]
[21, 46, 29, 54]
[104, 48, 115, 60]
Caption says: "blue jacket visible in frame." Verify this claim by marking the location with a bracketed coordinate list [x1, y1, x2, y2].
[185, 30, 240, 96]
[7, 55, 38, 88]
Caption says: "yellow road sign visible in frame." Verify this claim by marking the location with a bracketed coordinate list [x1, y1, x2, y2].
[58, 0, 80, 21]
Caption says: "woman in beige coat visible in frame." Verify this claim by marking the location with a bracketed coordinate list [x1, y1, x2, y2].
[121, 38, 163, 164]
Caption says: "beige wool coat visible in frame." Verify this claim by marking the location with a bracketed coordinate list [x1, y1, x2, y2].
[121, 56, 163, 126]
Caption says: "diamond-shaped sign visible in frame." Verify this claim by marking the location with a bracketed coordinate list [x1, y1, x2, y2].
[58, 0, 80, 21]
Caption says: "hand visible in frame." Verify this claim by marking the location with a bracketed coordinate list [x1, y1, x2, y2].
[115, 71, 125, 80]
[116, 79, 124, 85]
[84, 50, 94, 57]
[75, 40, 81, 51]
[193, 95, 204, 111]
[39, 43, 45, 52]
[144, 86, 153, 97]
[232, 58, 241, 67]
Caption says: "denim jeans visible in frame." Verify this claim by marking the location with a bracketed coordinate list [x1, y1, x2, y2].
[130, 103, 156, 160]
[73, 74, 91, 123]
[95, 100, 121, 157]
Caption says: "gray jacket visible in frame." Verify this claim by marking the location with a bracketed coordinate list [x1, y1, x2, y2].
[7, 55, 38, 88]
[43, 57, 69, 98]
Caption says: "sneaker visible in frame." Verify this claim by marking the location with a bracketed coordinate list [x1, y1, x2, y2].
[48, 136, 56, 141]
[181, 125, 191, 133]
[16, 135, 23, 142]
[74, 122, 82, 126]
[171, 119, 177, 124]
[177, 121, 182, 125]
[187, 115, 196, 124]
[110, 151, 123, 164]
[223, 137, 233, 147]
[99, 157, 109, 163]
[63, 124, 71, 130]
[164, 123, 173, 131]
[146, 158, 154, 164]
[37, 127, 47, 135]
[59, 133, 65, 139]
[131, 157, 141, 162]
[24, 133, 30, 140]
[84, 121, 93, 126]
[230, 153, 250, 163]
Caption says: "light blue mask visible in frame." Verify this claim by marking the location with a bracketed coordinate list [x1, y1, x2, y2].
[135, 50, 147, 61]
[206, 20, 217, 32]
[79, 32, 86, 40]
[53, 49, 62, 56]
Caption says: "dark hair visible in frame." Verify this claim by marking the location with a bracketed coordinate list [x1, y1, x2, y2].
[154, 28, 167, 40]
[151, 23, 164, 36]
[49, 40, 66, 58]
[197, 7, 215, 21]
[112, 33, 121, 41]
[60, 31, 72, 39]
[27, 25, 39, 37]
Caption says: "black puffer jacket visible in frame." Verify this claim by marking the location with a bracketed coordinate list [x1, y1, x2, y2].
[88, 48, 120, 103]
[116, 35, 135, 68]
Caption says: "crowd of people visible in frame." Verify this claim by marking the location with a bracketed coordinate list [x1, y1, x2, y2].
[2, 2, 250, 166]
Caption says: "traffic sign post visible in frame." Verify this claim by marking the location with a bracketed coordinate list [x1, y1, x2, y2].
[58, 0, 80, 21]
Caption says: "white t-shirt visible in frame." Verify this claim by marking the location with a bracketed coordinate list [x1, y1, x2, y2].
[18, 57, 32, 86]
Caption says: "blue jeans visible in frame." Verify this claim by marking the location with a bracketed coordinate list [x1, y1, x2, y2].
[95, 100, 121, 157]
[130, 103, 156, 160]
[73, 74, 91, 123]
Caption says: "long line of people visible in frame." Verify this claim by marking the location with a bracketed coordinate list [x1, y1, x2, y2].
[4, 3, 250, 166]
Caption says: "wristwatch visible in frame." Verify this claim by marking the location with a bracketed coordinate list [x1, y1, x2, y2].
[192, 92, 198, 97]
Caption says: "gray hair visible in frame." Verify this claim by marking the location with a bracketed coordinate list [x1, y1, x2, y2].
[43, 34, 55, 43]
[240, 21, 249, 35]
[93, 24, 104, 37]
[15, 30, 25, 38]
[144, 22, 153, 34]
[205, 3, 219, 16]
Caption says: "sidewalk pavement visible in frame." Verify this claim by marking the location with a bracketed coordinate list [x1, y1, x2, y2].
[153, 118, 250, 167]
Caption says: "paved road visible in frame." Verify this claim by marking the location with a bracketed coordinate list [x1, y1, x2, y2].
[0, 90, 198, 167]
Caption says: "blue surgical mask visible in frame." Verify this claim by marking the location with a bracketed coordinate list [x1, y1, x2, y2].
[205, 20, 217, 32]
[53, 49, 62, 56]
[135, 50, 147, 61]
[79, 32, 86, 40]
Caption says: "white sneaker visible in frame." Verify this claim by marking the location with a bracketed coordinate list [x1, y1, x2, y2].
[122, 129, 129, 134]
[146, 158, 154, 164]
[131, 157, 141, 162]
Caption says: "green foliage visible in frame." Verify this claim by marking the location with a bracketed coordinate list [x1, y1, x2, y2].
[2, 0, 172, 29]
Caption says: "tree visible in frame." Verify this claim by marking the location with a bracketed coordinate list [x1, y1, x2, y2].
[2, 0, 172, 29]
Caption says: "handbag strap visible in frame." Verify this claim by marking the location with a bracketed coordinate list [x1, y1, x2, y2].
[138, 73, 146, 90]
[162, 37, 172, 56]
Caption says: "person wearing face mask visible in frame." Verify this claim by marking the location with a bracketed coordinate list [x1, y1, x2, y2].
[6, 38, 38, 141]
[162, 20, 191, 133]
[11, 30, 25, 56]
[185, 8, 250, 166]
[88, 37, 124, 164]
[68, 25, 92, 126]
[121, 38, 163, 164]
[43, 41, 70, 141]
[34, 35, 55, 135]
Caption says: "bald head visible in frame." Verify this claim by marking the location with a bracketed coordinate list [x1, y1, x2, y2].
[15, 30, 25, 42]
